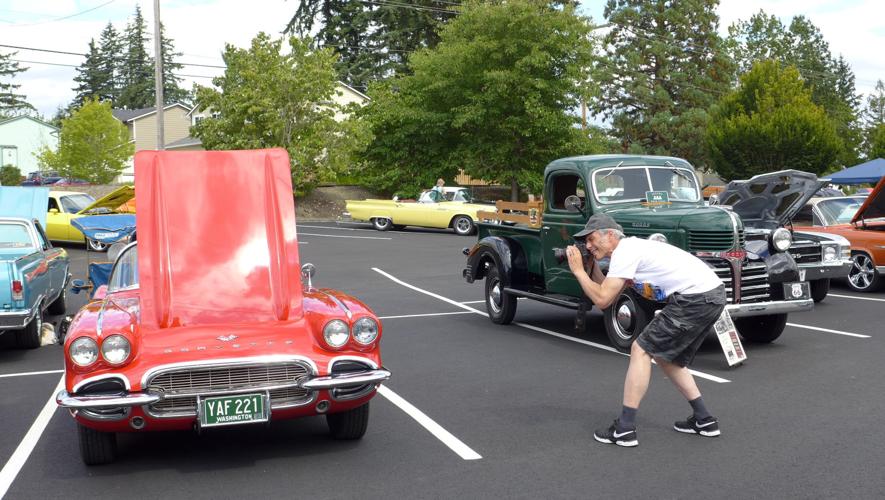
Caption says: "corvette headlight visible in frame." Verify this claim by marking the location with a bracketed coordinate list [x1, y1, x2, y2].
[323, 319, 350, 348]
[70, 337, 99, 367]
[101, 335, 131, 364]
[352, 317, 379, 345]
[771, 228, 792, 252]
[822, 245, 837, 263]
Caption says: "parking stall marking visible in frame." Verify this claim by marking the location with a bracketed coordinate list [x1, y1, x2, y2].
[379, 311, 474, 320]
[826, 293, 885, 303]
[372, 268, 730, 384]
[299, 224, 379, 232]
[0, 369, 63, 380]
[297, 232, 392, 240]
[377, 386, 482, 461]
[0, 376, 63, 499]
[786, 323, 871, 338]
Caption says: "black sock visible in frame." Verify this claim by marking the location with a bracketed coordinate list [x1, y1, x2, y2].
[689, 396, 712, 420]
[617, 406, 637, 431]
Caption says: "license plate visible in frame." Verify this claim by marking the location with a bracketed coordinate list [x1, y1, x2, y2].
[199, 393, 267, 428]
[783, 281, 810, 301]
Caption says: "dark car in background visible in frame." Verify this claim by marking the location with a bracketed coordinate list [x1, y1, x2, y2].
[20, 171, 61, 186]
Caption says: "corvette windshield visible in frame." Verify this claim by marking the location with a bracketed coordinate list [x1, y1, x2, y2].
[592, 166, 700, 203]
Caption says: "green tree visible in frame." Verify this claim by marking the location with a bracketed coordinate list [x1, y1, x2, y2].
[592, 0, 733, 166]
[706, 60, 841, 180]
[35, 99, 134, 184]
[192, 33, 365, 194]
[160, 23, 189, 104]
[869, 124, 885, 160]
[0, 51, 34, 117]
[358, 0, 596, 200]
[97, 22, 124, 103]
[118, 5, 154, 109]
[0, 164, 22, 185]
[863, 80, 885, 159]
[72, 40, 106, 108]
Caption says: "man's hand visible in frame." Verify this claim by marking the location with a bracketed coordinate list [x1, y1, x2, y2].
[566, 245, 585, 275]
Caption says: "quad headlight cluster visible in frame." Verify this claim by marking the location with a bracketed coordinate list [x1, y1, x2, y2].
[322, 317, 379, 348]
[69, 335, 131, 367]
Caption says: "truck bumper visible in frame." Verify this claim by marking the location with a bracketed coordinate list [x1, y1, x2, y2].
[798, 261, 852, 281]
[726, 298, 813, 318]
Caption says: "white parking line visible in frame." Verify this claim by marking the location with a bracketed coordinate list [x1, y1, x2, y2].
[827, 293, 885, 303]
[297, 232, 392, 240]
[372, 268, 730, 384]
[0, 376, 63, 498]
[379, 311, 473, 320]
[0, 369, 64, 379]
[377, 385, 481, 460]
[299, 224, 376, 232]
[786, 323, 871, 338]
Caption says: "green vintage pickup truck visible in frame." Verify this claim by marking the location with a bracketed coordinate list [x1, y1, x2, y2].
[462, 154, 813, 351]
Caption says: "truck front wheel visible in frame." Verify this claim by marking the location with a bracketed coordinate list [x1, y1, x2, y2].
[810, 278, 830, 303]
[485, 266, 516, 324]
[603, 291, 649, 353]
[735, 313, 788, 343]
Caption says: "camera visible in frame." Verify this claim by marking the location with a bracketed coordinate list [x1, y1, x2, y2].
[553, 238, 589, 264]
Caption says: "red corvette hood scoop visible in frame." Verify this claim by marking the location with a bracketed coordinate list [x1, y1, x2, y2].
[135, 149, 303, 330]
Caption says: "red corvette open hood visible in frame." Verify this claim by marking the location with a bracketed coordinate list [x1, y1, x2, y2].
[851, 175, 885, 224]
[135, 149, 302, 329]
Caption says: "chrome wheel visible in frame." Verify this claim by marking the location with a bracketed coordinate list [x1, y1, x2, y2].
[87, 239, 108, 252]
[612, 297, 637, 342]
[371, 217, 391, 231]
[453, 216, 474, 236]
[848, 253, 877, 291]
[488, 280, 502, 314]
[603, 292, 649, 352]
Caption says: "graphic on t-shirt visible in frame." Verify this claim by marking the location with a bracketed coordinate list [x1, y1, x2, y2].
[632, 281, 666, 302]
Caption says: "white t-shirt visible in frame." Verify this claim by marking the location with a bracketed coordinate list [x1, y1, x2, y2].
[607, 237, 723, 301]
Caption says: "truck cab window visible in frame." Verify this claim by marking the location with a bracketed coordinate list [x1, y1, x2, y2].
[549, 174, 584, 210]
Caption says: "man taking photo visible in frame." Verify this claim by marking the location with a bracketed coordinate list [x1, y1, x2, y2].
[565, 213, 726, 447]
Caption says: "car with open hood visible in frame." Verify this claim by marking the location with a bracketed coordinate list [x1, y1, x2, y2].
[47, 186, 135, 251]
[56, 149, 390, 465]
[342, 186, 491, 235]
[0, 186, 70, 347]
[791, 176, 885, 292]
[716, 170, 852, 302]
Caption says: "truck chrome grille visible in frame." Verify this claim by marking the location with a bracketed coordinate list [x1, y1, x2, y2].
[145, 362, 314, 417]
[705, 258, 770, 304]
[688, 230, 744, 251]
[789, 242, 821, 264]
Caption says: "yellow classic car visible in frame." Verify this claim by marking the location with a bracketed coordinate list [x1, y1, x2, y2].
[47, 186, 135, 251]
[343, 187, 491, 235]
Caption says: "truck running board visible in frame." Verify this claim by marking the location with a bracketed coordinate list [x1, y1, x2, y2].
[502, 287, 584, 309]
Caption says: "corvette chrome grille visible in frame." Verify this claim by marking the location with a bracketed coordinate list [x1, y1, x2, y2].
[145, 362, 314, 417]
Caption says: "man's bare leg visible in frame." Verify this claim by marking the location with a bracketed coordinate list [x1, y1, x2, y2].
[655, 358, 701, 401]
[623, 341, 653, 408]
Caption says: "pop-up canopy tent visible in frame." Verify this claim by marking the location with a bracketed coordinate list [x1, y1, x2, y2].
[827, 158, 885, 185]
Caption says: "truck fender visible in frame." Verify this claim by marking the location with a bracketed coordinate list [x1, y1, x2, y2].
[463, 236, 526, 286]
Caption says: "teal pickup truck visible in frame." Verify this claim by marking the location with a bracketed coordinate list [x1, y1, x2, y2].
[463, 154, 813, 351]
[0, 187, 70, 348]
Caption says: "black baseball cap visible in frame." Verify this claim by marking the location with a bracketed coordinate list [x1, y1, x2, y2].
[573, 213, 623, 238]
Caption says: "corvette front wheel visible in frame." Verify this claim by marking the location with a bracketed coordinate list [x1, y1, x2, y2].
[327, 402, 370, 440]
[78, 423, 117, 465]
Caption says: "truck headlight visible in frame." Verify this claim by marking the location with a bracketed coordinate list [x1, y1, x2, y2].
[822, 245, 837, 263]
[323, 319, 350, 348]
[352, 317, 379, 345]
[101, 335, 131, 364]
[647, 233, 668, 243]
[70, 337, 99, 367]
[771, 228, 792, 252]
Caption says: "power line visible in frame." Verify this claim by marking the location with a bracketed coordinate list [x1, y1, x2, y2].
[0, 43, 227, 69]
[10, 58, 215, 79]
[360, 0, 459, 15]
[0, 0, 117, 28]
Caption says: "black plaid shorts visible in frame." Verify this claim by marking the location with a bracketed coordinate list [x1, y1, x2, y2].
[636, 284, 727, 367]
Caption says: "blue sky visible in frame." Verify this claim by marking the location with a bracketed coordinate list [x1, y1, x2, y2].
[1, 0, 883, 118]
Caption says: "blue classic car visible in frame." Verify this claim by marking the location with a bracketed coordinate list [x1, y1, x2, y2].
[0, 187, 70, 347]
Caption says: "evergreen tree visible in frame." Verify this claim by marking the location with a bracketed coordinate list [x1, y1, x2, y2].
[160, 23, 189, 104]
[118, 5, 155, 109]
[97, 22, 124, 103]
[0, 50, 35, 117]
[72, 39, 106, 108]
[592, 0, 733, 165]
[864, 80, 885, 126]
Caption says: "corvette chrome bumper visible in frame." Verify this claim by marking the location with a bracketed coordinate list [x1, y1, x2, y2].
[57, 390, 162, 409]
[298, 369, 391, 390]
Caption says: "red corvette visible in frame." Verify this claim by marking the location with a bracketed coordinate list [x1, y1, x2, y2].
[57, 149, 390, 465]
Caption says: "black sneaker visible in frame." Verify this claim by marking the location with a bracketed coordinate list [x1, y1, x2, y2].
[674, 415, 720, 437]
[594, 420, 638, 447]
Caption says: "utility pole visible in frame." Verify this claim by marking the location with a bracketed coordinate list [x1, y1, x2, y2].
[153, 0, 164, 150]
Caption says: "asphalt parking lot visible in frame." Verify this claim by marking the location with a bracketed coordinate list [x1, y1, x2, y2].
[2, 222, 885, 499]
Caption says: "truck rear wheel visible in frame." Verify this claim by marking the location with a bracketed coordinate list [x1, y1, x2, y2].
[735, 313, 787, 343]
[603, 291, 649, 353]
[485, 266, 516, 324]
